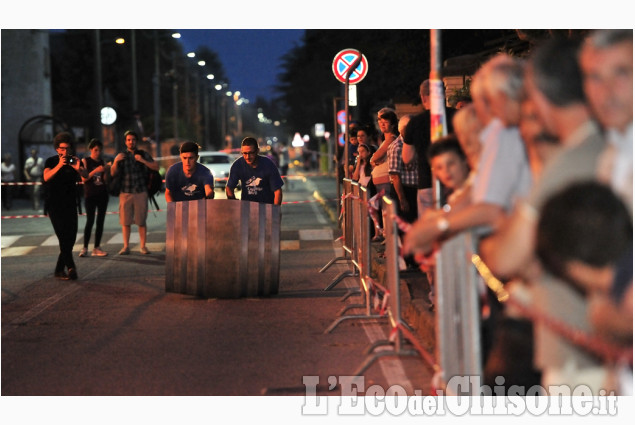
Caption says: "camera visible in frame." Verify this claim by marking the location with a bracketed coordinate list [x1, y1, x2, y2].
[63, 155, 76, 165]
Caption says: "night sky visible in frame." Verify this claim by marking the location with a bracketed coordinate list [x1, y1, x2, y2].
[175, 29, 305, 103]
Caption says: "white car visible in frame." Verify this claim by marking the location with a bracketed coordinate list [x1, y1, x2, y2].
[198, 151, 234, 189]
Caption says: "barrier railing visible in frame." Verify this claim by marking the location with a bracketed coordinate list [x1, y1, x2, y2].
[324, 183, 387, 333]
[434, 231, 483, 395]
[320, 178, 358, 290]
[352, 196, 434, 376]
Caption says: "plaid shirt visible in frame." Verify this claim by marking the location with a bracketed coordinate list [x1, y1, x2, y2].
[388, 135, 419, 187]
[118, 149, 153, 194]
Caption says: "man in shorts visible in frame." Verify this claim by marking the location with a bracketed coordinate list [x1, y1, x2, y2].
[110, 130, 159, 255]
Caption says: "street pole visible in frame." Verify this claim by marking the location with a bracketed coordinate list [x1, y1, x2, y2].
[131, 29, 138, 113]
[94, 30, 103, 142]
[343, 51, 362, 180]
[153, 30, 161, 158]
[172, 53, 178, 141]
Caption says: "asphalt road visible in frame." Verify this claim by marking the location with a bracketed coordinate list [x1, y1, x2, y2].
[1, 173, 433, 422]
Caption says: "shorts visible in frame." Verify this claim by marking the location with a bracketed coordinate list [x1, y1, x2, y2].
[119, 192, 148, 226]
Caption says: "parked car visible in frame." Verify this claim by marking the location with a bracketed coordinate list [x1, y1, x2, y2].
[198, 151, 234, 189]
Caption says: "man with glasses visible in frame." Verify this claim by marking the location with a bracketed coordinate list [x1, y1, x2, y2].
[226, 137, 284, 205]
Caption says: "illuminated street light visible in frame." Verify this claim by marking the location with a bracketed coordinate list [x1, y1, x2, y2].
[206, 74, 214, 80]
[198, 60, 206, 66]
[172, 32, 181, 39]
[187, 52, 196, 58]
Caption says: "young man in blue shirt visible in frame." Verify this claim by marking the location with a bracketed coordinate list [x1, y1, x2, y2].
[226, 137, 284, 205]
[165, 141, 215, 203]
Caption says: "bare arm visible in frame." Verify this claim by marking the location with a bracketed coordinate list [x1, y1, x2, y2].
[403, 202, 504, 256]
[135, 153, 159, 171]
[370, 135, 393, 166]
[389, 173, 410, 213]
[225, 185, 236, 200]
[274, 188, 283, 205]
[205, 184, 214, 199]
[402, 143, 416, 165]
[165, 187, 174, 203]
[479, 200, 537, 280]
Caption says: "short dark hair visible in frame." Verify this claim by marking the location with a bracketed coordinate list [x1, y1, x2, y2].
[241, 137, 259, 150]
[536, 181, 632, 290]
[377, 108, 399, 135]
[87, 138, 103, 150]
[179, 141, 200, 155]
[124, 130, 139, 140]
[53, 131, 74, 150]
[427, 134, 467, 163]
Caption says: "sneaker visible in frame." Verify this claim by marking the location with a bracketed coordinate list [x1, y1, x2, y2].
[91, 247, 108, 257]
[79, 247, 88, 257]
[118, 246, 130, 255]
[140, 246, 150, 255]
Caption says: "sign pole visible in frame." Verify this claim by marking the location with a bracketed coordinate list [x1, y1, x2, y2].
[343, 52, 362, 180]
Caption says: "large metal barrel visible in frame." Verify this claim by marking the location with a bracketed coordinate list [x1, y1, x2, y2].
[165, 198, 281, 298]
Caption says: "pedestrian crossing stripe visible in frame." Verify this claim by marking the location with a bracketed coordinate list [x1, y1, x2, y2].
[1, 228, 335, 256]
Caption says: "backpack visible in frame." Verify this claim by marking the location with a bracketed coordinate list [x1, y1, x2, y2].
[105, 165, 121, 196]
[147, 168, 162, 197]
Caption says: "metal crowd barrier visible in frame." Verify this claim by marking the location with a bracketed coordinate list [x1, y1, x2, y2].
[320, 178, 358, 290]
[435, 232, 482, 395]
[352, 196, 424, 375]
[324, 183, 387, 333]
[165, 198, 281, 298]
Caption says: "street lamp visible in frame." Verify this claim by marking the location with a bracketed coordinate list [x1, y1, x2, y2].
[94, 30, 125, 151]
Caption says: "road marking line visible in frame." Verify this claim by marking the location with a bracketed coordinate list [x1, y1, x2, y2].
[2, 284, 80, 337]
[2, 256, 115, 337]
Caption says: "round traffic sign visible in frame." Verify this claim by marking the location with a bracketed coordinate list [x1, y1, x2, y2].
[332, 49, 368, 85]
[337, 110, 347, 125]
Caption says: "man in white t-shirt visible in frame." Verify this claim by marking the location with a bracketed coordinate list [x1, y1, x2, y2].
[24, 148, 45, 210]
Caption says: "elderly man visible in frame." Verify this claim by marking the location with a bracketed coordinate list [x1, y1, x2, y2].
[579, 28, 633, 212]
[404, 54, 531, 256]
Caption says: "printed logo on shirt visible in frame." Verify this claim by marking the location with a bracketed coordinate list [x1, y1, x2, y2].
[181, 183, 198, 197]
[245, 176, 263, 196]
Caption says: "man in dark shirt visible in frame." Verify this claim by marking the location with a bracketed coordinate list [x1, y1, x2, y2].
[403, 79, 455, 218]
[226, 137, 284, 205]
[165, 141, 214, 202]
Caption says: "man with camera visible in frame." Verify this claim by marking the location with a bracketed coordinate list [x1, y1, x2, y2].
[43, 132, 86, 280]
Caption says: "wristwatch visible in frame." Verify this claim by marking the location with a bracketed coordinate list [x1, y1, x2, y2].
[436, 216, 450, 234]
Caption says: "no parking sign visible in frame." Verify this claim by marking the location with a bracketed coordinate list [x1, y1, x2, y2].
[332, 49, 368, 84]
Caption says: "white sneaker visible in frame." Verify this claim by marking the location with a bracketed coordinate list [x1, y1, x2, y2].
[91, 247, 108, 257]
[79, 247, 88, 257]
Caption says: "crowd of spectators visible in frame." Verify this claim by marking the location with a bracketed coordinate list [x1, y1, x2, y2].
[343, 29, 632, 395]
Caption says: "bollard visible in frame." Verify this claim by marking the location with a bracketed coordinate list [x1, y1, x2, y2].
[166, 198, 281, 298]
